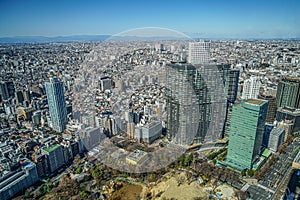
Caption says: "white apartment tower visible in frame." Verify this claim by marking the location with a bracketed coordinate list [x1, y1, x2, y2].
[188, 41, 210, 64]
[242, 76, 261, 99]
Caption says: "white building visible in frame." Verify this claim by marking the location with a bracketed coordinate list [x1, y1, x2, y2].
[241, 77, 261, 100]
[188, 41, 210, 64]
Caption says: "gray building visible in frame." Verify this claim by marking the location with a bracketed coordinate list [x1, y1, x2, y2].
[268, 127, 285, 152]
[188, 41, 210, 64]
[0, 162, 39, 200]
[78, 127, 103, 151]
[276, 77, 300, 109]
[166, 62, 226, 145]
[134, 121, 162, 143]
[42, 144, 65, 173]
[0, 81, 9, 102]
[45, 77, 68, 132]
[276, 107, 300, 134]
[99, 76, 112, 91]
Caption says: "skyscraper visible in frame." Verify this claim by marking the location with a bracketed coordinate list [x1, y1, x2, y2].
[188, 41, 210, 64]
[258, 94, 277, 123]
[276, 77, 300, 109]
[45, 78, 67, 132]
[166, 62, 226, 145]
[241, 77, 261, 100]
[0, 81, 9, 102]
[225, 69, 240, 104]
[217, 65, 240, 104]
[226, 99, 268, 171]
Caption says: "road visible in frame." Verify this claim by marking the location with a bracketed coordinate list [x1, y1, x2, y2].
[257, 139, 300, 199]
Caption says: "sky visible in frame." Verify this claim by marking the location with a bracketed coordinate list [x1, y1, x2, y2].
[0, 0, 299, 38]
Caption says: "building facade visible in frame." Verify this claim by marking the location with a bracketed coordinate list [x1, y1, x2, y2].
[268, 127, 285, 152]
[166, 62, 226, 145]
[0, 81, 9, 102]
[45, 77, 68, 132]
[241, 76, 261, 100]
[188, 41, 210, 64]
[259, 94, 277, 123]
[276, 107, 300, 134]
[0, 162, 39, 200]
[226, 99, 268, 171]
[276, 77, 300, 109]
[42, 144, 65, 173]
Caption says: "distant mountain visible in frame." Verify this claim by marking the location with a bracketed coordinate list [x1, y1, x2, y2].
[0, 35, 111, 43]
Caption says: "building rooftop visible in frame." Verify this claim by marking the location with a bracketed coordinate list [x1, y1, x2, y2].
[277, 107, 300, 115]
[270, 127, 285, 136]
[262, 149, 272, 158]
[292, 151, 300, 169]
[43, 144, 60, 153]
[283, 77, 300, 83]
[126, 149, 147, 163]
[244, 99, 265, 106]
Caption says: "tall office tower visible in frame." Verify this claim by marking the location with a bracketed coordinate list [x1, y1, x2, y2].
[217, 65, 240, 137]
[45, 77, 68, 132]
[0, 81, 9, 101]
[258, 94, 277, 123]
[166, 62, 226, 145]
[276, 77, 300, 109]
[225, 69, 240, 103]
[241, 76, 261, 100]
[226, 99, 268, 171]
[217, 64, 240, 104]
[188, 41, 210, 64]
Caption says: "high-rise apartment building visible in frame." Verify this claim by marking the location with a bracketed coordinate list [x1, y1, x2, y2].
[188, 41, 210, 64]
[276, 77, 300, 109]
[226, 99, 268, 171]
[241, 77, 261, 100]
[45, 78, 68, 132]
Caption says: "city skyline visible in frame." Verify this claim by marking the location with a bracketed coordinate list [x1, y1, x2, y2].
[0, 0, 300, 39]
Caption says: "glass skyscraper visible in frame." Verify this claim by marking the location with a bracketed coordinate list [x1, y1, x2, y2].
[165, 62, 226, 145]
[45, 77, 68, 132]
[276, 77, 300, 109]
[226, 99, 268, 171]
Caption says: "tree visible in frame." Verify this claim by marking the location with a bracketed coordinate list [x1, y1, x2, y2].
[184, 153, 194, 167]
[247, 169, 254, 177]
[75, 166, 83, 174]
[80, 191, 88, 199]
[241, 170, 246, 177]
[178, 154, 185, 167]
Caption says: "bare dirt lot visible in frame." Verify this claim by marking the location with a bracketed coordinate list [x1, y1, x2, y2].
[150, 172, 208, 200]
[109, 182, 143, 200]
